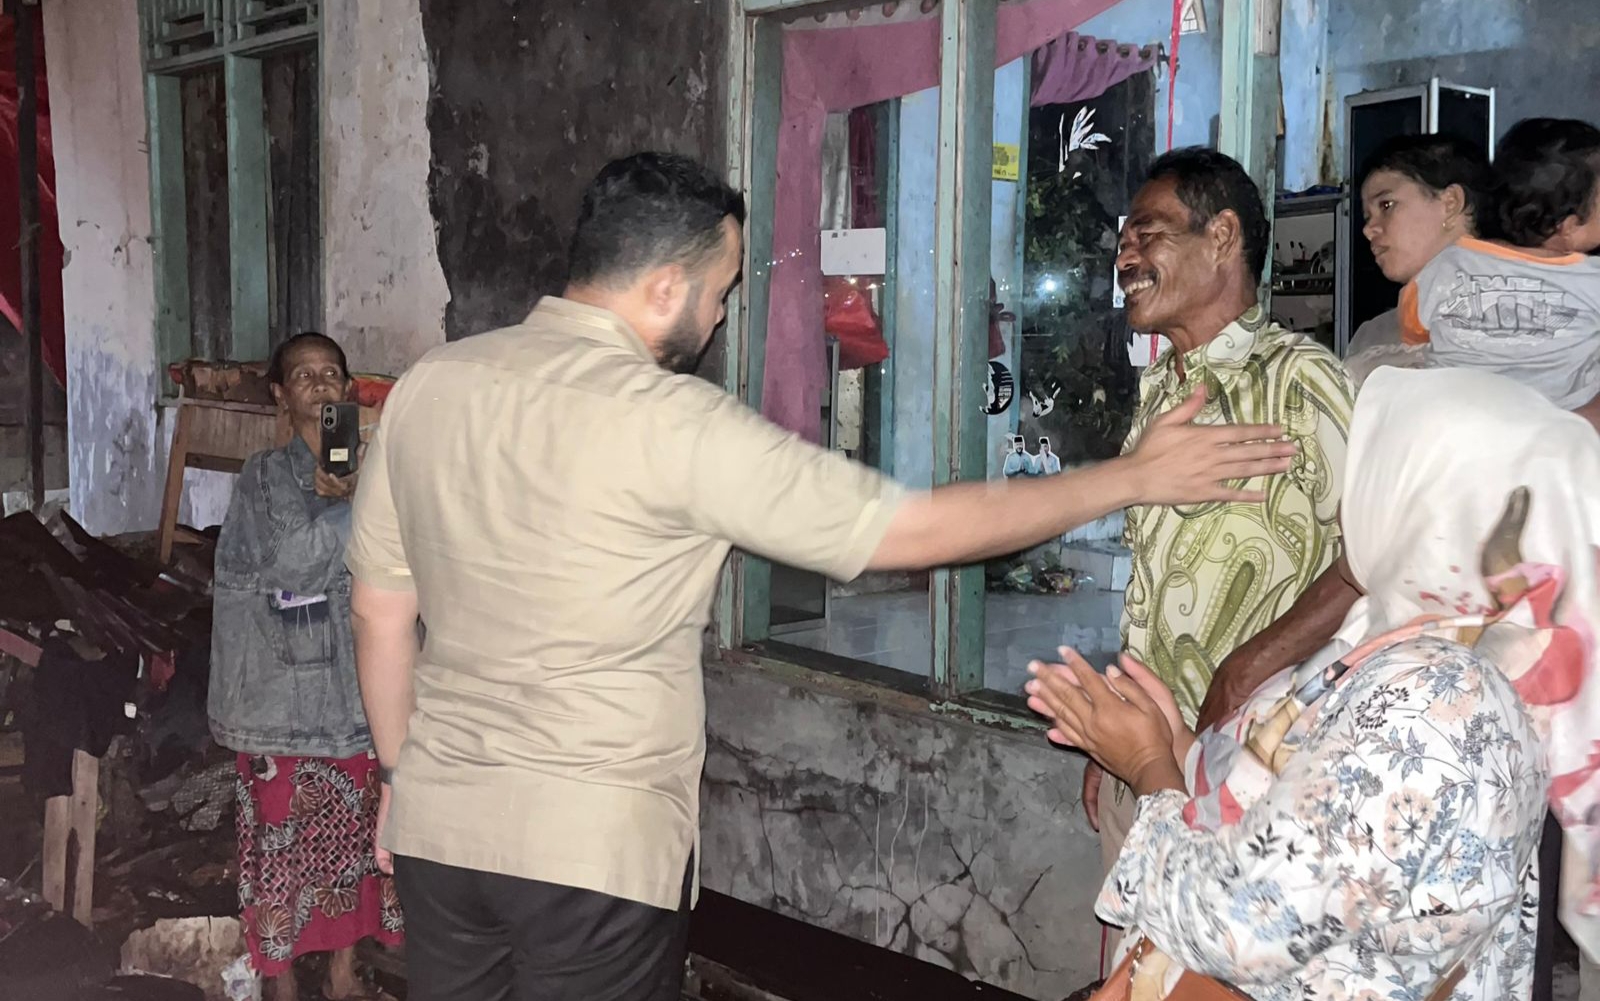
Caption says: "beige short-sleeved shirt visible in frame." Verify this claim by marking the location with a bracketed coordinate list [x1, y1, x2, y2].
[346, 297, 902, 910]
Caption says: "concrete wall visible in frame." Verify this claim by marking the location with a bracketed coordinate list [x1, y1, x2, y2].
[322, 1, 450, 375]
[417, 0, 728, 342]
[701, 658, 1101, 998]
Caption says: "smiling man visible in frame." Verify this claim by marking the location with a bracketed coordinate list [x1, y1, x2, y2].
[1085, 148, 1356, 968]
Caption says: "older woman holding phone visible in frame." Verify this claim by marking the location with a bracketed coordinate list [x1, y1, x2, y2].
[209, 332, 402, 1001]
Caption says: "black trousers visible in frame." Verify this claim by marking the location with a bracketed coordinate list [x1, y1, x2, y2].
[393, 855, 693, 1001]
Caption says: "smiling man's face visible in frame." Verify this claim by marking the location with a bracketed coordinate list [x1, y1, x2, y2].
[1115, 176, 1226, 336]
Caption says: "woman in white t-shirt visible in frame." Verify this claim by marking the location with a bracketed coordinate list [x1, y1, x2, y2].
[1347, 134, 1493, 387]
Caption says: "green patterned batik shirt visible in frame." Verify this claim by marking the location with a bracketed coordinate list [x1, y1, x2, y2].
[1120, 306, 1355, 726]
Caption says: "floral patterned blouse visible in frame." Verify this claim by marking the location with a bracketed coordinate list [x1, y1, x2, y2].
[1099, 635, 1548, 1001]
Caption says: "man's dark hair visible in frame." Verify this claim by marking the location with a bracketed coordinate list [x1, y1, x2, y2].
[1146, 147, 1272, 280]
[1358, 133, 1494, 231]
[1493, 118, 1600, 247]
[568, 152, 746, 288]
[267, 332, 349, 385]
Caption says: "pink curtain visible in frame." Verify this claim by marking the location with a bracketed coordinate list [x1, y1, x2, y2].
[764, 0, 1153, 439]
[1031, 32, 1158, 107]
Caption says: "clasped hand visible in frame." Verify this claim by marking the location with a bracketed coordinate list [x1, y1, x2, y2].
[1025, 649, 1194, 796]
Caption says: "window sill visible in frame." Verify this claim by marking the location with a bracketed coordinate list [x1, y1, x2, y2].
[708, 644, 1049, 744]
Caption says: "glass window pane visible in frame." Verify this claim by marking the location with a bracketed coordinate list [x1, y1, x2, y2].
[767, 89, 937, 680]
[748, 6, 942, 684]
[980, 59, 1157, 696]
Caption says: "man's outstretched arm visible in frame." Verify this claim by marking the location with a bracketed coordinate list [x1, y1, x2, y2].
[869, 387, 1296, 571]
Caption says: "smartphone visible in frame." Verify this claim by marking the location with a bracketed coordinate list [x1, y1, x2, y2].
[320, 402, 360, 477]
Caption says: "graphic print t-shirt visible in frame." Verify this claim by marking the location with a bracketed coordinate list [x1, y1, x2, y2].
[1401, 237, 1600, 409]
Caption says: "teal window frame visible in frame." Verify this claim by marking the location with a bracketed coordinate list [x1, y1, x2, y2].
[139, 0, 323, 373]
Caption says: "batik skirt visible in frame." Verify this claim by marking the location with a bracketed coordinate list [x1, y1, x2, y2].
[235, 752, 404, 976]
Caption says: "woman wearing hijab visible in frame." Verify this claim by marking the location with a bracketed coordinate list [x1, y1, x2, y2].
[1028, 367, 1600, 1000]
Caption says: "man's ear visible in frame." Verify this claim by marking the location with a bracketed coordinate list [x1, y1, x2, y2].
[271, 383, 288, 411]
[640, 264, 691, 320]
[1208, 209, 1244, 267]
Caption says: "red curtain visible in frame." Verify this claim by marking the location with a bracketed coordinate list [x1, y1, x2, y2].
[0, 17, 65, 388]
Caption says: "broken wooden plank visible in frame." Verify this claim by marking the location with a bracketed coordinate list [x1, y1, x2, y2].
[41, 749, 99, 928]
[69, 749, 99, 926]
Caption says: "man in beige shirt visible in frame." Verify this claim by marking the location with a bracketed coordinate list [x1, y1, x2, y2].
[347, 152, 1295, 1001]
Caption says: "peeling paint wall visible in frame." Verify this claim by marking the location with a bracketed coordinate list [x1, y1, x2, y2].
[702, 662, 1101, 998]
[1325, 0, 1600, 182]
[417, 0, 727, 341]
[322, 0, 449, 375]
[43, 0, 170, 536]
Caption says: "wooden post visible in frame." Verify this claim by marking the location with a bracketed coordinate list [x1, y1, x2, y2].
[930, 0, 995, 697]
[147, 71, 193, 372]
[15, 0, 43, 512]
[735, 16, 783, 649]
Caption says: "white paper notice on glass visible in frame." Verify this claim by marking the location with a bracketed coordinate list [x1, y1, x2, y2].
[1111, 215, 1128, 308]
[1128, 333, 1169, 368]
[820, 228, 888, 276]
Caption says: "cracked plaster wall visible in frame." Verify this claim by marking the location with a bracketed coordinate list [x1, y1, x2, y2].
[701, 662, 1103, 998]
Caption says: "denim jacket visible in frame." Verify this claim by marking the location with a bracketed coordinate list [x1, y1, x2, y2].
[208, 436, 372, 758]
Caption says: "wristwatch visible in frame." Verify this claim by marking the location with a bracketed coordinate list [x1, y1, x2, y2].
[377, 764, 395, 786]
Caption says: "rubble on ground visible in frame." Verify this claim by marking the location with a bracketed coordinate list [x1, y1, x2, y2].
[0, 507, 239, 998]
